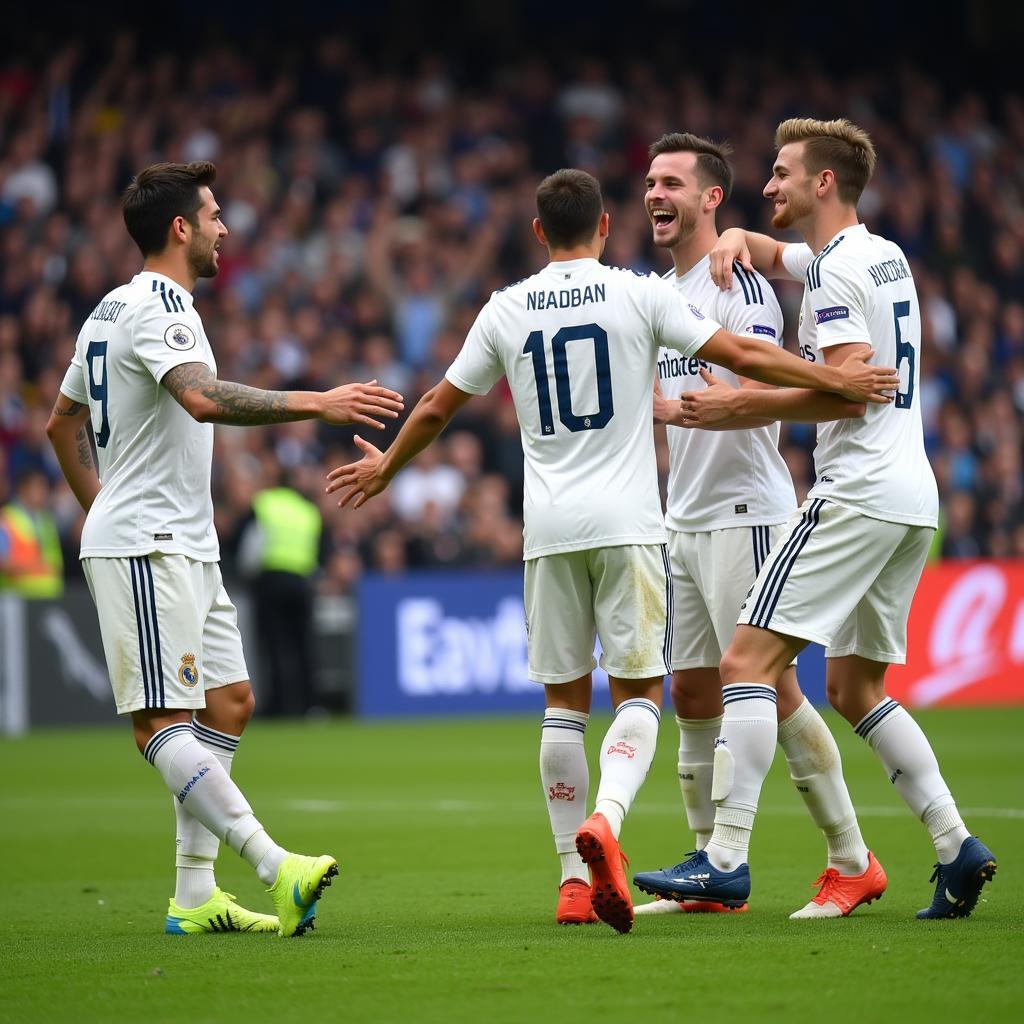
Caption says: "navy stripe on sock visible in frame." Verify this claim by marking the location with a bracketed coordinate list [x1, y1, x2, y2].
[855, 698, 901, 739]
[541, 717, 587, 734]
[192, 721, 240, 752]
[722, 684, 777, 706]
[750, 500, 825, 627]
[616, 698, 661, 725]
[143, 722, 193, 764]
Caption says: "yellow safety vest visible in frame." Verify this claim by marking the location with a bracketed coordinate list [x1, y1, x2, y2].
[252, 488, 321, 577]
[0, 503, 64, 599]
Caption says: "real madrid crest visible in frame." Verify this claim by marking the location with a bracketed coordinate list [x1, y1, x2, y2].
[164, 323, 197, 351]
[178, 652, 200, 688]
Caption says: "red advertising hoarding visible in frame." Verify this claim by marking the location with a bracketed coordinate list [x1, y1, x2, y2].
[886, 562, 1024, 707]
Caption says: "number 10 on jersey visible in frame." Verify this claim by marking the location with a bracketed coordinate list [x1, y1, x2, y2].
[523, 323, 614, 435]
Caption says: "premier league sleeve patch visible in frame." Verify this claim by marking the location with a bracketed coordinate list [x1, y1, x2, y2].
[164, 323, 198, 351]
[814, 306, 850, 324]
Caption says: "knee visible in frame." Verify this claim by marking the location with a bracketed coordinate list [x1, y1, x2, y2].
[235, 685, 256, 728]
[718, 645, 745, 686]
[825, 680, 856, 724]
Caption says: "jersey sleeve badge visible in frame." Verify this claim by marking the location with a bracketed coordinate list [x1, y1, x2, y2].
[164, 323, 198, 351]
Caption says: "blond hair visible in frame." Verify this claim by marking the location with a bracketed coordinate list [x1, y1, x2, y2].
[775, 118, 876, 206]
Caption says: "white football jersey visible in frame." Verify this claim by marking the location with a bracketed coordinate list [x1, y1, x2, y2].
[59, 271, 220, 560]
[782, 225, 938, 527]
[445, 257, 720, 559]
[657, 256, 796, 531]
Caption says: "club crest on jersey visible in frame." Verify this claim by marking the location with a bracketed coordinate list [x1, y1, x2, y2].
[164, 323, 197, 351]
[814, 305, 850, 324]
[178, 653, 200, 688]
[688, 304, 706, 320]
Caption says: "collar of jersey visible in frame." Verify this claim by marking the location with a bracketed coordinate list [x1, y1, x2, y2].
[673, 253, 712, 289]
[544, 258, 600, 273]
[137, 270, 195, 307]
[817, 222, 868, 255]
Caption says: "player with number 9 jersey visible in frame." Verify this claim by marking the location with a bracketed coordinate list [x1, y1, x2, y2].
[59, 272, 220, 561]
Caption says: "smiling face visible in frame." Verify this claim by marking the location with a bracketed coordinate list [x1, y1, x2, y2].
[645, 151, 706, 249]
[185, 186, 228, 279]
[763, 142, 817, 231]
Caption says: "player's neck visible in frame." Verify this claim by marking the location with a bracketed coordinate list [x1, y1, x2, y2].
[547, 246, 600, 262]
[143, 256, 196, 294]
[804, 207, 860, 256]
[669, 225, 718, 278]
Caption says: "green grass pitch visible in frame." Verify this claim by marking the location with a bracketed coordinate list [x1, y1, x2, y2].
[0, 706, 1020, 1023]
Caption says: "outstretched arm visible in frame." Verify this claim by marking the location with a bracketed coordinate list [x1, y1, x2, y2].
[46, 393, 101, 511]
[697, 329, 897, 402]
[325, 379, 473, 509]
[161, 363, 403, 428]
[673, 368, 865, 429]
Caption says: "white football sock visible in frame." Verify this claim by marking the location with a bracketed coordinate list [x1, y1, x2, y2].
[676, 714, 721, 851]
[779, 698, 869, 875]
[171, 720, 242, 908]
[593, 697, 660, 839]
[705, 684, 777, 871]
[539, 708, 590, 883]
[856, 698, 971, 864]
[144, 724, 287, 886]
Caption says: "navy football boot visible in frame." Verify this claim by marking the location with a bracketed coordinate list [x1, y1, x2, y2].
[633, 850, 750, 909]
[916, 836, 997, 919]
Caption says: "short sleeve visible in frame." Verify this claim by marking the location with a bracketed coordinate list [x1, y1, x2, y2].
[718, 269, 784, 344]
[132, 306, 209, 383]
[781, 242, 814, 280]
[59, 345, 88, 404]
[444, 302, 505, 395]
[811, 262, 872, 349]
[650, 277, 720, 357]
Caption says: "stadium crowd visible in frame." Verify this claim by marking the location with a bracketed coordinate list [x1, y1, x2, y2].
[2, 34, 1023, 592]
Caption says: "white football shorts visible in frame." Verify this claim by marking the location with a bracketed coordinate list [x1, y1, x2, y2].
[669, 524, 795, 671]
[83, 554, 249, 714]
[524, 544, 671, 684]
[736, 499, 934, 663]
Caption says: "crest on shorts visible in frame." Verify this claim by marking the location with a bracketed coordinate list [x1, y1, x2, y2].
[178, 653, 200, 688]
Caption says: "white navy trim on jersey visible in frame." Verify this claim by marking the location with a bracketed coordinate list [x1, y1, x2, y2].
[130, 555, 164, 708]
[152, 278, 186, 313]
[806, 236, 846, 290]
[749, 499, 827, 628]
[732, 262, 765, 304]
[722, 683, 777, 707]
[616, 697, 662, 724]
[541, 714, 587, 734]
[192, 720, 240, 753]
[854, 697, 901, 740]
[660, 542, 673, 673]
[143, 722, 193, 764]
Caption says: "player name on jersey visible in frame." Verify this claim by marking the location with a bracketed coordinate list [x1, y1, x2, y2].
[867, 257, 911, 287]
[526, 283, 606, 310]
[89, 299, 128, 323]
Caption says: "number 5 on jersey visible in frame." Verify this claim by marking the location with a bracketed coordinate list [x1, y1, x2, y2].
[524, 323, 614, 435]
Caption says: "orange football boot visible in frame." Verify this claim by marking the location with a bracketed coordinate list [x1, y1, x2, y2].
[575, 812, 633, 934]
[790, 851, 887, 919]
[556, 878, 598, 924]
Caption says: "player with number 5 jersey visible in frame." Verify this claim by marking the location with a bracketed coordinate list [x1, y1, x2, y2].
[326, 168, 899, 934]
[686, 118, 997, 920]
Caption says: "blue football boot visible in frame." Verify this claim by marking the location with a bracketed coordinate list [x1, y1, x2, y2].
[633, 850, 751, 908]
[916, 836, 997, 919]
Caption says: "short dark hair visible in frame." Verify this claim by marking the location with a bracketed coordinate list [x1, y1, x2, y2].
[122, 161, 217, 257]
[535, 169, 604, 249]
[648, 133, 734, 201]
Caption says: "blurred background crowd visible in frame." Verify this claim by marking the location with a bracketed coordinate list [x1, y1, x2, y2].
[1, 8, 1022, 600]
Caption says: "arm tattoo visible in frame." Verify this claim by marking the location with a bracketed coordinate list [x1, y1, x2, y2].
[54, 400, 85, 417]
[162, 362, 299, 425]
[75, 426, 95, 470]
